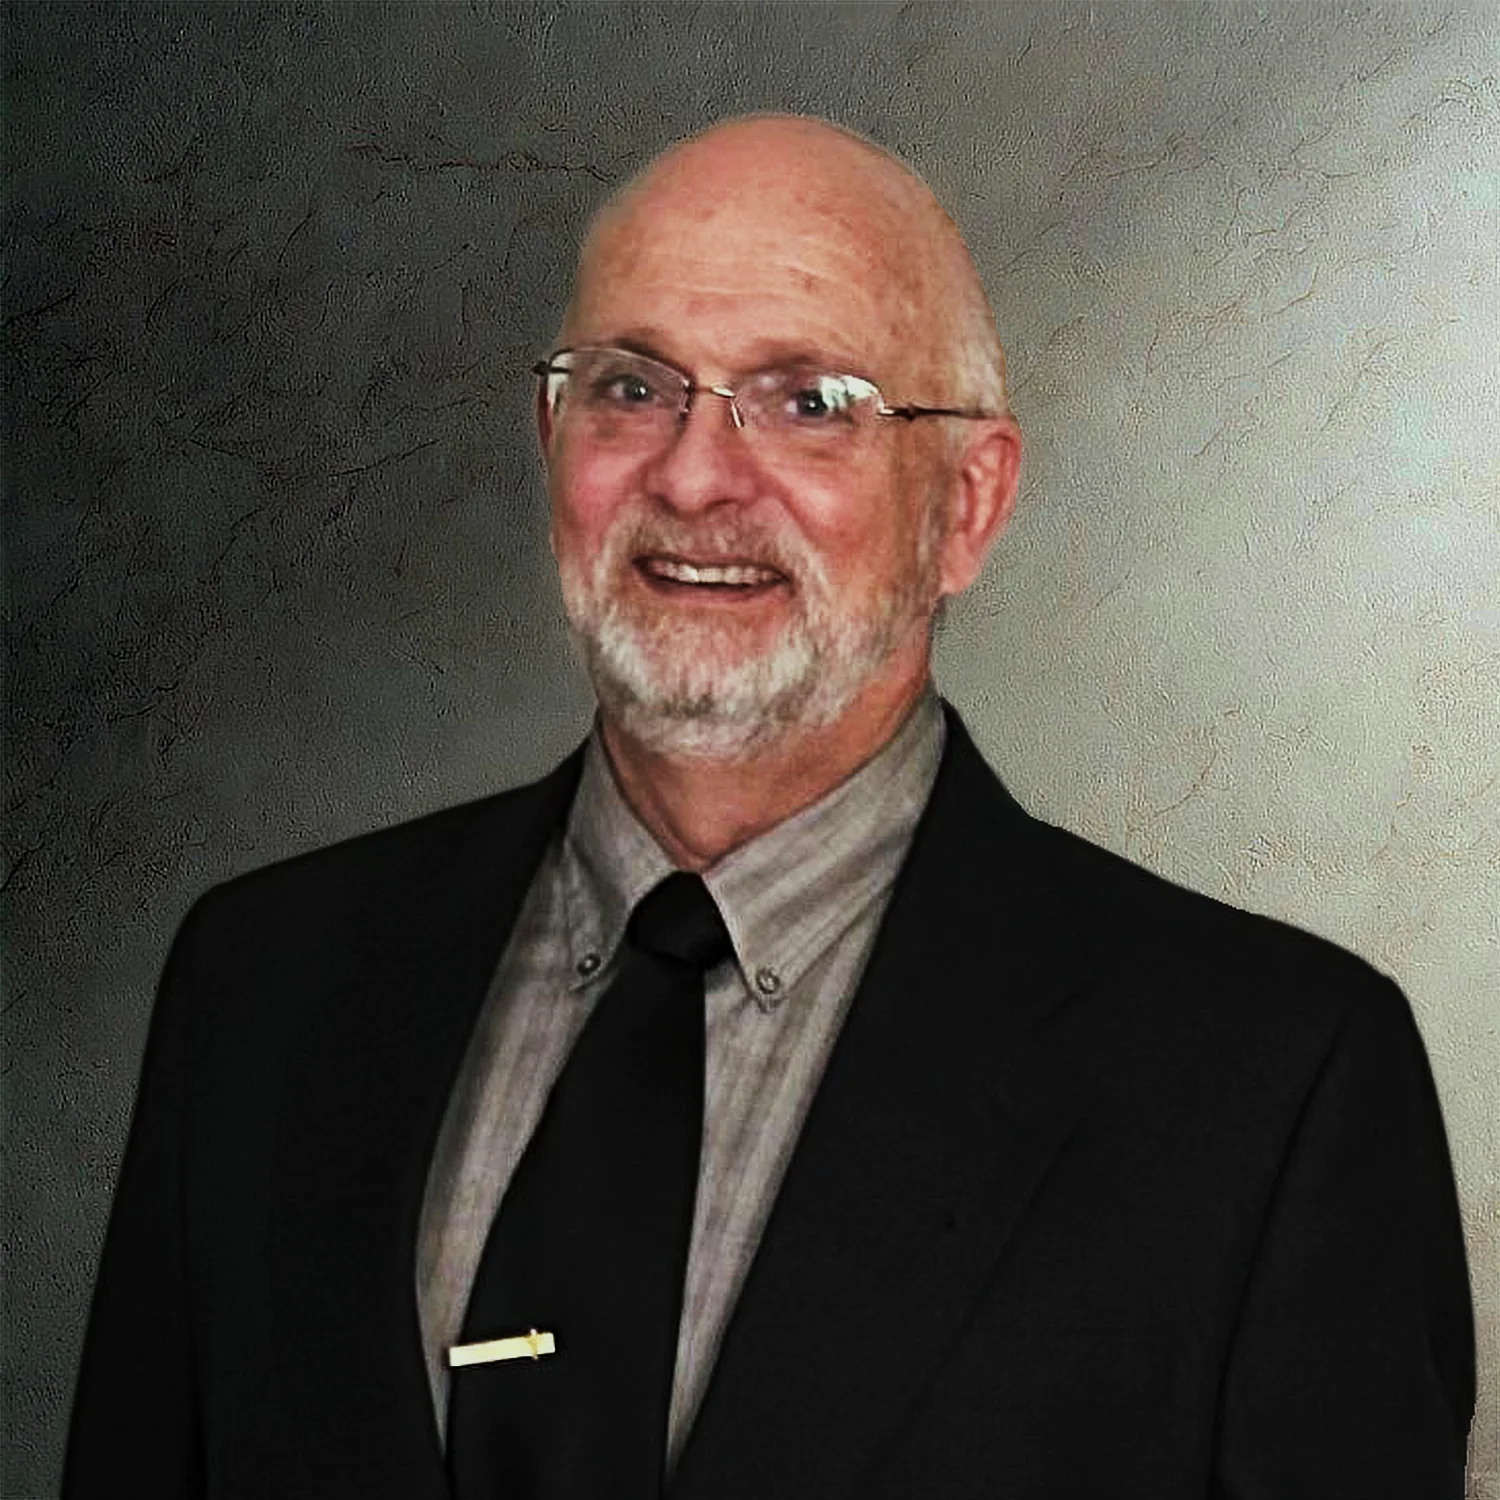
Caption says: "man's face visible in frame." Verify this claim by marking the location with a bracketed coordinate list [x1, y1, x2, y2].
[544, 143, 954, 759]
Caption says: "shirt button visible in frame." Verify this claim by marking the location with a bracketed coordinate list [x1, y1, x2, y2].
[576, 951, 602, 979]
[754, 966, 783, 1004]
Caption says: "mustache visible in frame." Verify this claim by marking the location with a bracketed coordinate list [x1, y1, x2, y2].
[611, 517, 814, 583]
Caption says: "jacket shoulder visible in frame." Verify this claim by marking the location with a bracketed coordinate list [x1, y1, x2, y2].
[1044, 815, 1387, 988]
[939, 705, 1400, 1035]
[179, 750, 583, 945]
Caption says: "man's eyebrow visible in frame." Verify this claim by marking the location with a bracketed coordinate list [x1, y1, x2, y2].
[599, 331, 871, 377]
[742, 339, 869, 373]
[605, 332, 680, 366]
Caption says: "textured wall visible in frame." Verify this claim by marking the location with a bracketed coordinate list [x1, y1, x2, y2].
[3, 2, 1496, 1493]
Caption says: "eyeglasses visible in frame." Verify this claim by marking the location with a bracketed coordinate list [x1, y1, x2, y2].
[532, 346, 995, 457]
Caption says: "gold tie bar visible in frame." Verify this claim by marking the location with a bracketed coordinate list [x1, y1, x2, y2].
[447, 1328, 557, 1367]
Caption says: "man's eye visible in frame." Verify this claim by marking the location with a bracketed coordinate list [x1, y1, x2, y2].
[594, 373, 663, 406]
[785, 378, 852, 423]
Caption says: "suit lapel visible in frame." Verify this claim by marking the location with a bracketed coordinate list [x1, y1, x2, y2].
[268, 752, 583, 1498]
[672, 709, 1098, 1500]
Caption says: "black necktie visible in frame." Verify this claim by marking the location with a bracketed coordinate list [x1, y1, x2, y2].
[446, 871, 731, 1500]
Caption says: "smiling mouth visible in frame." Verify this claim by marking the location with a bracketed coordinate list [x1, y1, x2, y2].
[637, 555, 788, 591]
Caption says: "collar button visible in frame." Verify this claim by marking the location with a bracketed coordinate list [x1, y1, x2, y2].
[754, 966, 783, 1006]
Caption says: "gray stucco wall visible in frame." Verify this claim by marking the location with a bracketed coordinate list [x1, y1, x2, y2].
[3, 3, 1495, 1493]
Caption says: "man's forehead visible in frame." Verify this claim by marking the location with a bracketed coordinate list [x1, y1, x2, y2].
[566, 241, 909, 378]
[567, 125, 929, 362]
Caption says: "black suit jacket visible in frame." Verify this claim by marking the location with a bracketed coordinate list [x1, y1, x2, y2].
[64, 705, 1474, 1498]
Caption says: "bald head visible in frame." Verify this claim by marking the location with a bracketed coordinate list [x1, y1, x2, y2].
[564, 114, 1008, 414]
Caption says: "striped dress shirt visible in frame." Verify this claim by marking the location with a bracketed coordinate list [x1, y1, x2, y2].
[417, 688, 944, 1467]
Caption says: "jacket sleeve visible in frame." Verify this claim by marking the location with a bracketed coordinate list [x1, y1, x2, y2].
[62, 898, 212, 1497]
[1212, 973, 1475, 1498]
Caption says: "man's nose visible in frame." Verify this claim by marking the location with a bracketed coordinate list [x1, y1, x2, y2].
[643, 390, 760, 511]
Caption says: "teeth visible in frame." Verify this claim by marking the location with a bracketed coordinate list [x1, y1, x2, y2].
[645, 558, 781, 587]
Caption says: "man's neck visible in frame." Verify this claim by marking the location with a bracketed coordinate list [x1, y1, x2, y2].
[599, 658, 934, 873]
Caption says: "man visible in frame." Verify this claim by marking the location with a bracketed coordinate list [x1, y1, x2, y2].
[65, 115, 1473, 1498]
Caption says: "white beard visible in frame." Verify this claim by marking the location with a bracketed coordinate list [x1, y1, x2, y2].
[557, 509, 941, 760]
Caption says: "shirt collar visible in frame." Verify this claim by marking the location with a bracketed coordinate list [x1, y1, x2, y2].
[560, 688, 945, 1009]
[560, 731, 675, 992]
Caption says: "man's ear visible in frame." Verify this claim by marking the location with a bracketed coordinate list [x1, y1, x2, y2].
[536, 380, 555, 455]
[537, 383, 562, 560]
[937, 416, 1023, 599]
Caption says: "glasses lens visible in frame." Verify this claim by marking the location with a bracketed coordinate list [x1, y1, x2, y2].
[549, 349, 684, 436]
[742, 371, 882, 443]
